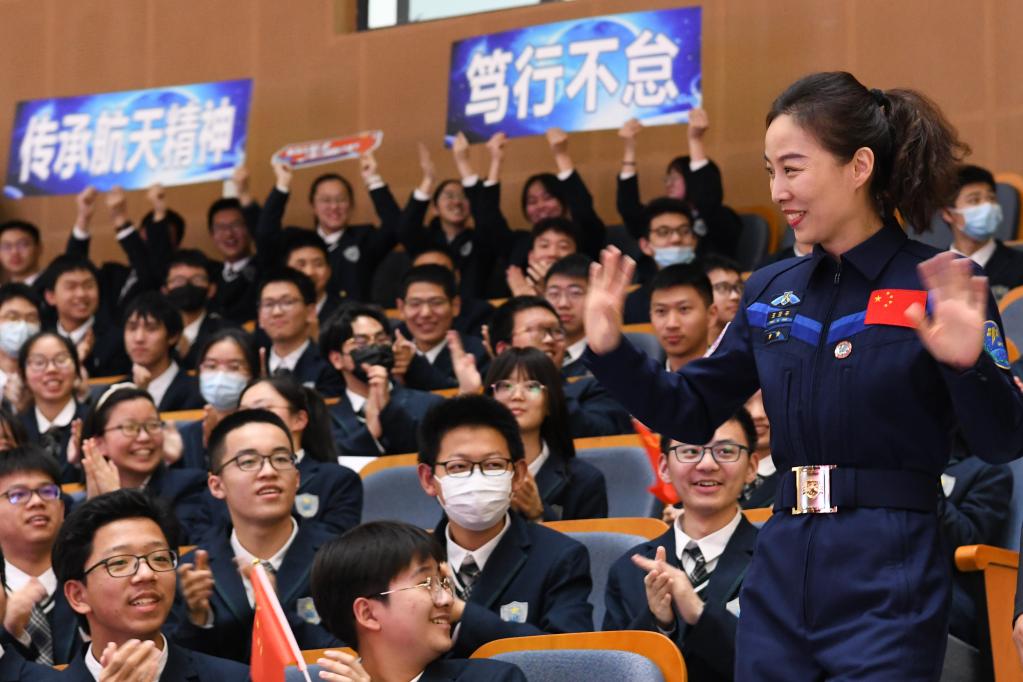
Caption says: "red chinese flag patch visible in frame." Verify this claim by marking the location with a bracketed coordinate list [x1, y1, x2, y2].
[864, 289, 927, 328]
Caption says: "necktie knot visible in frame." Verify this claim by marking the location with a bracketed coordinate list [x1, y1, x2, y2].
[456, 556, 481, 600]
[683, 542, 709, 593]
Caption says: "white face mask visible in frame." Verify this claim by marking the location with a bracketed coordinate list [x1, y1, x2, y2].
[0, 320, 40, 357]
[438, 470, 513, 531]
[956, 202, 1002, 241]
[653, 245, 696, 268]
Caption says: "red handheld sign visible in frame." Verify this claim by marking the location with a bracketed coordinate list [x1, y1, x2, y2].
[271, 131, 383, 169]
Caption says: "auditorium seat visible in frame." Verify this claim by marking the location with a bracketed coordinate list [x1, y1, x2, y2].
[623, 330, 664, 364]
[918, 175, 1021, 249]
[954, 545, 1020, 682]
[542, 518, 668, 628]
[999, 286, 1023, 358]
[471, 631, 686, 682]
[360, 454, 441, 528]
[735, 213, 771, 271]
[576, 445, 655, 518]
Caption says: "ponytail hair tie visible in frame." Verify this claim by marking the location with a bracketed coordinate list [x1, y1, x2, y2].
[870, 87, 890, 110]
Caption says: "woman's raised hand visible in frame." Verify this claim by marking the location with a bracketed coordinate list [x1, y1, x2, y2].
[584, 247, 635, 355]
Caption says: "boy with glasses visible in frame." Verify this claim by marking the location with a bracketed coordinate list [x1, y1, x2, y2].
[543, 254, 592, 378]
[170, 409, 338, 662]
[603, 409, 760, 682]
[416, 395, 593, 657]
[701, 255, 744, 348]
[624, 198, 700, 324]
[53, 488, 248, 680]
[0, 445, 83, 665]
[310, 520, 526, 681]
[258, 268, 343, 397]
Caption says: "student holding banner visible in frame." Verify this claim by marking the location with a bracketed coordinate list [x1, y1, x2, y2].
[583, 71, 1023, 680]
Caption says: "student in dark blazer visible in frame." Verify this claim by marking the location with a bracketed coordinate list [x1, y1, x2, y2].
[1015, 524, 1023, 666]
[42, 256, 129, 378]
[162, 249, 226, 372]
[320, 304, 443, 457]
[259, 157, 401, 302]
[52, 489, 249, 681]
[489, 296, 631, 437]
[278, 228, 348, 328]
[80, 386, 208, 543]
[940, 438, 1013, 652]
[603, 409, 761, 682]
[483, 347, 607, 521]
[0, 545, 66, 681]
[407, 247, 496, 339]
[17, 331, 90, 483]
[258, 268, 344, 397]
[122, 292, 203, 412]
[171, 410, 340, 662]
[237, 377, 363, 536]
[416, 395, 593, 659]
[397, 264, 489, 391]
[310, 521, 526, 682]
[207, 197, 268, 325]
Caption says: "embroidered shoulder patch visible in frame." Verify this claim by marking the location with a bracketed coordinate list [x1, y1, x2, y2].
[983, 320, 1011, 370]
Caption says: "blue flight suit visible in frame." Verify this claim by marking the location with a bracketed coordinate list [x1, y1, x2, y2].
[603, 517, 758, 682]
[585, 222, 1023, 681]
[437, 512, 594, 658]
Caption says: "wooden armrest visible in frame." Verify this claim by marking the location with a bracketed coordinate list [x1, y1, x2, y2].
[954, 544, 1019, 572]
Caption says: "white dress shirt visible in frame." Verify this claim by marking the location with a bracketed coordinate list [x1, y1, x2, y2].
[36, 399, 76, 433]
[445, 512, 512, 584]
[672, 509, 743, 586]
[145, 361, 179, 408]
[268, 339, 310, 374]
[182, 312, 207, 347]
[562, 338, 587, 366]
[418, 338, 448, 365]
[527, 441, 550, 478]
[85, 634, 170, 681]
[951, 239, 997, 269]
[230, 518, 300, 608]
[57, 317, 95, 346]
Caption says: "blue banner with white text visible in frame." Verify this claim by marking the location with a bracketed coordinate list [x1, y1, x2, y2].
[5, 78, 253, 198]
[445, 7, 701, 144]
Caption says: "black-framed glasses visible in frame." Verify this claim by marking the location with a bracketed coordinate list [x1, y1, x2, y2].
[83, 549, 178, 579]
[2, 483, 60, 505]
[217, 448, 297, 474]
[668, 442, 749, 464]
[435, 457, 513, 478]
[512, 325, 566, 343]
[376, 576, 453, 602]
[104, 420, 165, 438]
[712, 282, 744, 296]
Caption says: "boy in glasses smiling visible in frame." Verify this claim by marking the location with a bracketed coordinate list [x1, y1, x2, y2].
[0, 444, 83, 665]
[310, 520, 525, 681]
[416, 395, 592, 658]
[603, 408, 760, 682]
[53, 488, 248, 680]
[169, 409, 338, 663]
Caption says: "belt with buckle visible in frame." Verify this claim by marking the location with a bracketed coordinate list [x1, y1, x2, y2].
[775, 466, 938, 515]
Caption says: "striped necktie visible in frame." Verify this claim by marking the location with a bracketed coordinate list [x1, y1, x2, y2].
[26, 592, 54, 665]
[456, 556, 481, 600]
[683, 542, 709, 594]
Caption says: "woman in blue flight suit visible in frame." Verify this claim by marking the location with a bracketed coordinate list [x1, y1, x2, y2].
[583, 71, 1023, 681]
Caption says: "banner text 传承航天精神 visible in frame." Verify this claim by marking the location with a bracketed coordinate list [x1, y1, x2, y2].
[445, 7, 701, 145]
[5, 78, 253, 198]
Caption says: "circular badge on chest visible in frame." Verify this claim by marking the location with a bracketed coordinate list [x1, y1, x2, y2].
[834, 340, 853, 360]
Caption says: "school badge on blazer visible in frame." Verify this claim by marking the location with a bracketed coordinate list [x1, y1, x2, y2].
[343, 245, 361, 263]
[500, 601, 528, 623]
[297, 597, 322, 625]
[294, 493, 320, 519]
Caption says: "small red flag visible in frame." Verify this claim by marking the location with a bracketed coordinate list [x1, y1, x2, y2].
[632, 418, 679, 505]
[250, 563, 310, 682]
[864, 289, 927, 328]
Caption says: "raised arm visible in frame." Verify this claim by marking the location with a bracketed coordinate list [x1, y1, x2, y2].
[616, 118, 647, 240]
[67, 186, 97, 258]
[547, 127, 606, 259]
[397, 143, 436, 256]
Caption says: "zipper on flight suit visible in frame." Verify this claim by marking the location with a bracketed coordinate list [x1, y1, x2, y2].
[807, 259, 843, 464]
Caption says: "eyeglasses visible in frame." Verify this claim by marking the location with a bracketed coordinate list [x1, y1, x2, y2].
[104, 420, 165, 439]
[83, 549, 178, 579]
[650, 226, 693, 240]
[211, 220, 245, 234]
[2, 483, 60, 505]
[350, 333, 391, 349]
[403, 297, 451, 312]
[491, 380, 545, 400]
[0, 240, 34, 252]
[259, 297, 303, 313]
[217, 448, 297, 474]
[377, 575, 453, 601]
[668, 443, 750, 464]
[712, 282, 744, 296]
[435, 457, 513, 478]
[0, 312, 40, 324]
[26, 353, 75, 372]
[512, 325, 566, 343]
[544, 286, 586, 302]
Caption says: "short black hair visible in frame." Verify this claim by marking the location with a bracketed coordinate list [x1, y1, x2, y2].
[311, 521, 444, 648]
[207, 408, 293, 472]
[649, 263, 713, 308]
[0, 443, 60, 484]
[319, 303, 391, 354]
[18, 331, 80, 379]
[281, 227, 330, 263]
[259, 267, 316, 306]
[141, 209, 185, 247]
[660, 407, 758, 455]
[399, 264, 456, 301]
[195, 328, 259, 378]
[52, 489, 177, 584]
[953, 164, 997, 198]
[643, 197, 694, 239]
[309, 173, 355, 208]
[122, 291, 183, 340]
[417, 394, 524, 467]
[410, 245, 456, 270]
[41, 255, 99, 294]
[207, 198, 245, 232]
[167, 248, 213, 280]
[699, 254, 742, 277]
[0, 283, 42, 316]
[520, 173, 568, 222]
[82, 387, 155, 440]
[488, 296, 558, 349]
[544, 253, 591, 285]
[0, 220, 40, 244]
[530, 217, 579, 251]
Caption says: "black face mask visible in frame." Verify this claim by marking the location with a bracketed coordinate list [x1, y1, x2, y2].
[166, 284, 208, 313]
[349, 344, 395, 383]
